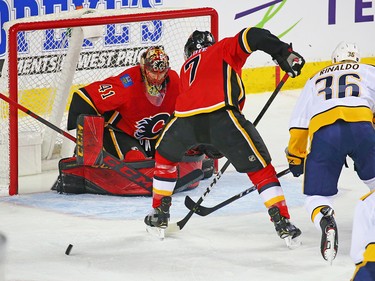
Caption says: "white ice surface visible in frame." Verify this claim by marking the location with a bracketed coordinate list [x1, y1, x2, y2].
[0, 90, 369, 281]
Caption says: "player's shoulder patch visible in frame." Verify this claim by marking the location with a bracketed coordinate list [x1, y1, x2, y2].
[119, 74, 134, 88]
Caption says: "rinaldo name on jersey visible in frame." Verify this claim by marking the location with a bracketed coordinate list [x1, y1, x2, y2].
[319, 62, 359, 75]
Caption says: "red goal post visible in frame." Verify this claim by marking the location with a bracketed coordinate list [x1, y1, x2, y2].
[0, 7, 218, 195]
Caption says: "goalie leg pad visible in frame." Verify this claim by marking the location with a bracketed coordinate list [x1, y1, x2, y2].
[56, 157, 156, 196]
[57, 157, 86, 194]
[76, 114, 104, 166]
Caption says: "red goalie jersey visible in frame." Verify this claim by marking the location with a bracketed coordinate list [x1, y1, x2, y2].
[75, 65, 180, 140]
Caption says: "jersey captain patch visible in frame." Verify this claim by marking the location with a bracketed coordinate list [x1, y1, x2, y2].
[120, 74, 133, 87]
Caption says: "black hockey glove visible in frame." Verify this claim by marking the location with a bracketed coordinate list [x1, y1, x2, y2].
[285, 150, 304, 177]
[273, 44, 305, 78]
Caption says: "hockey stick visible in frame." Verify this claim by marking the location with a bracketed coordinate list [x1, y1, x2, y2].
[253, 73, 289, 126]
[174, 169, 204, 194]
[167, 73, 290, 232]
[0, 93, 76, 142]
[0, 92, 205, 193]
[167, 160, 231, 232]
[185, 168, 290, 216]
[0, 93, 147, 192]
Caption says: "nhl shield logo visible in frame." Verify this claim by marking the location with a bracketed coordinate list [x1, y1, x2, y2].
[248, 155, 256, 162]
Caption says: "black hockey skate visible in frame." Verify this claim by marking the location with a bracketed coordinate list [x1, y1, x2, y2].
[319, 206, 338, 264]
[145, 196, 171, 227]
[268, 206, 302, 249]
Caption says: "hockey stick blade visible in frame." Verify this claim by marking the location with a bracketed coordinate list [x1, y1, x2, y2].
[184, 168, 291, 216]
[174, 169, 204, 193]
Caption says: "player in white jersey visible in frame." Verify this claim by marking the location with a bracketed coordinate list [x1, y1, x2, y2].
[285, 42, 375, 263]
[350, 190, 375, 281]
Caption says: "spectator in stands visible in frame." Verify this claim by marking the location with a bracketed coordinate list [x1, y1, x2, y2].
[285, 42, 375, 263]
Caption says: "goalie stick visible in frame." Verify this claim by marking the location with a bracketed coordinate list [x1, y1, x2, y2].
[0, 92, 152, 192]
[0, 93, 202, 193]
[184, 168, 291, 216]
[167, 73, 290, 233]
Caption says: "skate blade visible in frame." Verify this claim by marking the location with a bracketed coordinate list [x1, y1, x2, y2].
[146, 226, 165, 240]
[322, 229, 337, 265]
[284, 235, 302, 250]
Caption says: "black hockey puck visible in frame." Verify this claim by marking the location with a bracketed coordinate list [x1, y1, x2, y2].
[65, 244, 73, 255]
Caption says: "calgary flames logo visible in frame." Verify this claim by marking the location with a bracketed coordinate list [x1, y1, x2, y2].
[134, 112, 170, 139]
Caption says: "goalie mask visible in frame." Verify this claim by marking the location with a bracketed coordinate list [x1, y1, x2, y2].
[140, 46, 170, 106]
[140, 46, 170, 87]
[184, 30, 215, 60]
[331, 42, 360, 63]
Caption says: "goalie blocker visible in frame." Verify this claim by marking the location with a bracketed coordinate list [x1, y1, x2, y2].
[54, 115, 210, 196]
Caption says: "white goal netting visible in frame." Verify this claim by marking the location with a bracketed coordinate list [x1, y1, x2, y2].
[0, 7, 218, 195]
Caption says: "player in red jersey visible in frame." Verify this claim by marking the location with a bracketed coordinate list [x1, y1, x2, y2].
[144, 28, 305, 246]
[67, 46, 178, 160]
[51, 46, 214, 197]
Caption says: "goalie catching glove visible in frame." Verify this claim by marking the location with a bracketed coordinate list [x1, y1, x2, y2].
[273, 44, 305, 78]
[285, 149, 304, 177]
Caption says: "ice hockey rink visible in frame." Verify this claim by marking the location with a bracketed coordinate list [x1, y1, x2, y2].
[0, 89, 369, 281]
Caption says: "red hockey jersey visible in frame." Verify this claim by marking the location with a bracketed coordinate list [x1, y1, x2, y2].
[176, 31, 250, 117]
[78, 65, 180, 140]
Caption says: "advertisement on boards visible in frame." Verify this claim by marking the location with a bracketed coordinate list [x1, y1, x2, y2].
[0, 0, 373, 90]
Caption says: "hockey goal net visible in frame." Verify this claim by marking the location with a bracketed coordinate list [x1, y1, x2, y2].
[0, 7, 218, 195]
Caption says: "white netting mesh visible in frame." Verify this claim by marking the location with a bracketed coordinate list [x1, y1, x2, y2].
[0, 7, 215, 193]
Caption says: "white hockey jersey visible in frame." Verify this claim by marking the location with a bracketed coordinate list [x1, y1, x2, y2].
[288, 62, 375, 157]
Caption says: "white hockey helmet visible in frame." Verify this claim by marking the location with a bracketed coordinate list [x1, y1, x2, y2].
[331, 42, 360, 63]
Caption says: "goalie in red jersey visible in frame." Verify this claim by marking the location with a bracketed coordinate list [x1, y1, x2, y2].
[68, 46, 178, 160]
[144, 28, 305, 246]
[54, 46, 212, 197]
